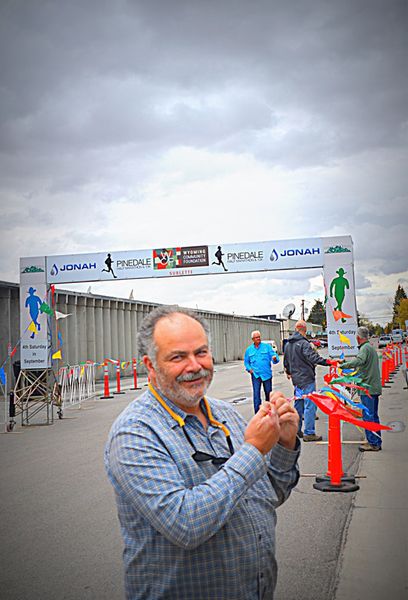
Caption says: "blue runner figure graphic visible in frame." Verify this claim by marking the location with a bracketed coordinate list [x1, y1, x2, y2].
[25, 287, 43, 338]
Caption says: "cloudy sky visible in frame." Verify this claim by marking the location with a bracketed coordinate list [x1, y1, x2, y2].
[1, 0, 407, 325]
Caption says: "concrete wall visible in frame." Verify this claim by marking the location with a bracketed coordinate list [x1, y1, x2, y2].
[0, 281, 282, 380]
[51, 290, 282, 371]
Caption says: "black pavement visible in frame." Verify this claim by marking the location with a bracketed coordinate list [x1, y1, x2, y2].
[0, 358, 406, 599]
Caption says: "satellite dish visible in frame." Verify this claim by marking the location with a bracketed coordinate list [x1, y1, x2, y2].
[282, 303, 296, 319]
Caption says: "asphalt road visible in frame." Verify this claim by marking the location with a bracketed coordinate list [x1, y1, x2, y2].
[0, 355, 364, 600]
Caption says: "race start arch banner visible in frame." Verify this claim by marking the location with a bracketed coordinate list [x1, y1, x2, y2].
[20, 235, 358, 368]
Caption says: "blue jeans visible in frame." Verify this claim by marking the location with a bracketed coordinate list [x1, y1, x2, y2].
[251, 375, 272, 412]
[360, 394, 382, 447]
[294, 382, 317, 435]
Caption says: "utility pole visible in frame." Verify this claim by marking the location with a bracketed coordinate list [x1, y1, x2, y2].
[301, 299, 305, 321]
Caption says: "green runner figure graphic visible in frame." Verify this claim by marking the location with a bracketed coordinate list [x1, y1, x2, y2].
[330, 267, 350, 322]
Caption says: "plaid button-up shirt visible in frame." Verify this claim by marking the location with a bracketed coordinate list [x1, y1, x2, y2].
[105, 389, 300, 599]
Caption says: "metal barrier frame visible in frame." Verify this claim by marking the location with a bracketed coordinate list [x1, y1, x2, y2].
[58, 363, 96, 414]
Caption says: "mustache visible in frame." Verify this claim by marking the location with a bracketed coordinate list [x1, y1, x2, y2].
[176, 368, 212, 383]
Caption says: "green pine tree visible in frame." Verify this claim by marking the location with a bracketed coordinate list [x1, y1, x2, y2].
[307, 299, 326, 328]
[357, 311, 375, 334]
[392, 285, 407, 327]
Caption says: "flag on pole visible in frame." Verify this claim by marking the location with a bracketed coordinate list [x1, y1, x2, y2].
[333, 309, 353, 322]
[52, 350, 62, 360]
[55, 311, 72, 320]
[323, 280, 328, 305]
[341, 368, 357, 376]
[40, 301, 53, 315]
[0, 367, 6, 385]
[339, 332, 351, 346]
[28, 321, 37, 335]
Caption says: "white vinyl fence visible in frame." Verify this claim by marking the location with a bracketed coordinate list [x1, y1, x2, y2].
[58, 363, 96, 410]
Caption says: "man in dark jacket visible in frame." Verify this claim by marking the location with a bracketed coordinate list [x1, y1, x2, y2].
[284, 320, 333, 441]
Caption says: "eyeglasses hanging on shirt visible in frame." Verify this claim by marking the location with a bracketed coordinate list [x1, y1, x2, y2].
[148, 383, 235, 465]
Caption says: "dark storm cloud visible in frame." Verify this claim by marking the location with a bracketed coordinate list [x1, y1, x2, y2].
[355, 272, 372, 290]
[0, 0, 406, 170]
[0, 0, 406, 300]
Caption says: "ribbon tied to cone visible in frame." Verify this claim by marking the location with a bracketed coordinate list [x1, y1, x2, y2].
[305, 363, 391, 492]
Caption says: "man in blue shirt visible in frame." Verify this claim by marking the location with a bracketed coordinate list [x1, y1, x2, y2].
[105, 306, 300, 599]
[244, 330, 280, 413]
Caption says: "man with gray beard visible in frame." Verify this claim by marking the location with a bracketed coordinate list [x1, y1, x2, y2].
[105, 306, 300, 600]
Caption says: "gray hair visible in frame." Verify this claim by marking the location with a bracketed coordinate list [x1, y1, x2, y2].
[356, 326, 369, 340]
[251, 330, 261, 339]
[137, 305, 211, 364]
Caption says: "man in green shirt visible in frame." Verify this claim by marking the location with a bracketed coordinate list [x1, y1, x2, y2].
[341, 326, 382, 451]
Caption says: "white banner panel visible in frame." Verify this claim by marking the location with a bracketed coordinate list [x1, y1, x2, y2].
[20, 256, 47, 285]
[323, 236, 358, 356]
[46, 250, 154, 284]
[209, 237, 323, 273]
[20, 257, 50, 369]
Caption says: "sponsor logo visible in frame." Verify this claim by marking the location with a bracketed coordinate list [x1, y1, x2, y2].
[153, 248, 181, 270]
[21, 265, 45, 273]
[325, 245, 351, 254]
[50, 263, 97, 276]
[179, 246, 209, 267]
[153, 246, 209, 270]
[116, 257, 152, 270]
[269, 247, 320, 261]
[227, 250, 264, 263]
